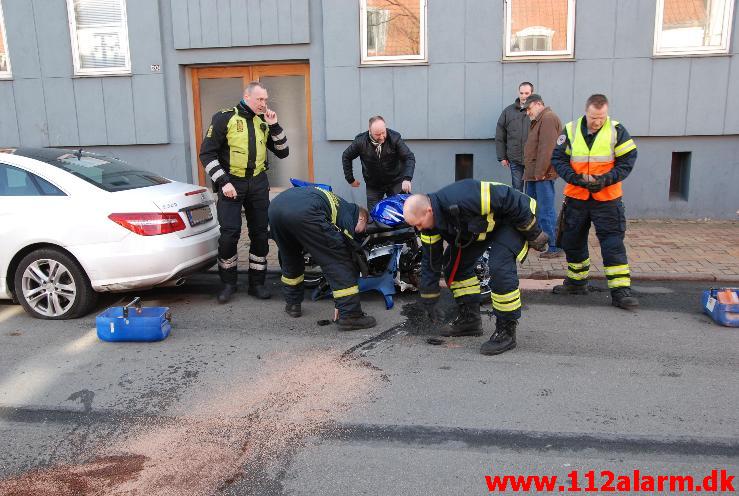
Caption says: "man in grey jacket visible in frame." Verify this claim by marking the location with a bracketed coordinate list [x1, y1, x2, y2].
[495, 82, 533, 192]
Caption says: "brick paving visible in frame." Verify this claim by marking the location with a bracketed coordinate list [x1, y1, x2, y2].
[233, 219, 739, 283]
[519, 219, 739, 282]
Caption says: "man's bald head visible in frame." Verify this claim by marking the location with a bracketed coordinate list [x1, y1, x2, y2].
[403, 194, 434, 230]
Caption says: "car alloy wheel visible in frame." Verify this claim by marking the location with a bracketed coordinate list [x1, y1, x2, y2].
[21, 259, 77, 317]
[14, 248, 97, 320]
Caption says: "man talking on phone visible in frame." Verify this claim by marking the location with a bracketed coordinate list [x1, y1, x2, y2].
[200, 81, 290, 304]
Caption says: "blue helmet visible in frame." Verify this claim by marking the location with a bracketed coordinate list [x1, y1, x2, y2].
[371, 194, 410, 227]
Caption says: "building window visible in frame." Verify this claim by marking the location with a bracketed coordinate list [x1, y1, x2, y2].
[669, 151, 691, 201]
[654, 0, 734, 55]
[504, 0, 575, 60]
[360, 0, 427, 64]
[0, 1, 11, 78]
[67, 0, 131, 76]
[455, 154, 473, 181]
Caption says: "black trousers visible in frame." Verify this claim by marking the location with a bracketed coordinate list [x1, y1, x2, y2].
[559, 197, 631, 290]
[269, 191, 362, 318]
[216, 173, 270, 286]
[427, 224, 524, 321]
[366, 181, 403, 213]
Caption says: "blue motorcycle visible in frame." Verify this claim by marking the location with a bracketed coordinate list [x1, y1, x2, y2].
[363, 192, 491, 299]
[292, 179, 491, 308]
[292, 179, 420, 309]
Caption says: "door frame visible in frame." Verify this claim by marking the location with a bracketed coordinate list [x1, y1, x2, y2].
[190, 63, 313, 186]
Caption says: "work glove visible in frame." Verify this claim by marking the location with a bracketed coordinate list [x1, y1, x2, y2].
[570, 175, 591, 188]
[420, 297, 443, 323]
[529, 230, 549, 252]
[585, 175, 606, 193]
[520, 221, 548, 251]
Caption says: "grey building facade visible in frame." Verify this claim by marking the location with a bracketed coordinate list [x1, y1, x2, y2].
[0, 0, 737, 218]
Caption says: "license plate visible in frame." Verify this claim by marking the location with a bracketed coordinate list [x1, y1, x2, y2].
[186, 205, 213, 227]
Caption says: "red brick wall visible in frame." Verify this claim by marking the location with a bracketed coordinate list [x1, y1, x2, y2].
[367, 0, 421, 56]
[510, 0, 569, 51]
[663, 0, 706, 28]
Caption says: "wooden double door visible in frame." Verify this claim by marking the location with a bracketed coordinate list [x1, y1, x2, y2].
[192, 63, 312, 189]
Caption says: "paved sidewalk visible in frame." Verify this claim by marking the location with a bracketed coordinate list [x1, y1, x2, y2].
[520, 219, 739, 283]
[233, 219, 738, 283]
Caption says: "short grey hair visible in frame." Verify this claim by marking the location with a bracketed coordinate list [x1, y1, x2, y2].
[243, 81, 266, 95]
[368, 115, 386, 127]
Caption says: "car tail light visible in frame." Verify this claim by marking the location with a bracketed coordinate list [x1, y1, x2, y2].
[185, 188, 207, 196]
[108, 213, 186, 236]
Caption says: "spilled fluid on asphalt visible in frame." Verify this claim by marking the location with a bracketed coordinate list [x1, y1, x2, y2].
[0, 350, 379, 496]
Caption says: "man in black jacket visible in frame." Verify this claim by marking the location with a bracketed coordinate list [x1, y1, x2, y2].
[495, 82, 534, 192]
[199, 82, 289, 304]
[342, 115, 416, 212]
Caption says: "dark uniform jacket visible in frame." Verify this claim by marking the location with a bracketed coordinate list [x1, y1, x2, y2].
[199, 101, 289, 188]
[495, 99, 529, 165]
[419, 179, 541, 296]
[342, 129, 416, 188]
[306, 186, 361, 239]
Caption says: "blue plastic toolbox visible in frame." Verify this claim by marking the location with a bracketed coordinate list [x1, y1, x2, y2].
[701, 288, 739, 328]
[96, 297, 172, 342]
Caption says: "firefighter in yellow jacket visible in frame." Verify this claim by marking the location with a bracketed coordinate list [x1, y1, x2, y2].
[551, 94, 638, 309]
[403, 180, 548, 356]
[199, 82, 289, 303]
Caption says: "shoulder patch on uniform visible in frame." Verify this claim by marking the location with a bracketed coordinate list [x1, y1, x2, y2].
[556, 134, 566, 145]
[206, 125, 213, 138]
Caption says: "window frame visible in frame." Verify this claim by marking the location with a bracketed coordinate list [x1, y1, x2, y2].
[653, 0, 735, 56]
[503, 0, 576, 60]
[66, 0, 132, 76]
[0, 1, 11, 79]
[360, 0, 428, 65]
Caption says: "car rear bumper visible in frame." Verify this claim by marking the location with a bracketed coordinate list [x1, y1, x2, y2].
[74, 227, 220, 292]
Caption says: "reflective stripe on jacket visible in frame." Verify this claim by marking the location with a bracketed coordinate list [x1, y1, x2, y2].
[316, 187, 359, 240]
[225, 107, 269, 177]
[199, 101, 289, 188]
[564, 116, 624, 201]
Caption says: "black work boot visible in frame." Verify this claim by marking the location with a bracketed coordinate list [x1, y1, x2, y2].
[480, 319, 517, 356]
[217, 284, 238, 304]
[441, 302, 483, 337]
[336, 313, 377, 331]
[611, 287, 639, 309]
[247, 284, 272, 299]
[552, 280, 588, 295]
[285, 303, 302, 318]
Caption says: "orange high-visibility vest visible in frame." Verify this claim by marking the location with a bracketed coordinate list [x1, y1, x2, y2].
[562, 117, 635, 201]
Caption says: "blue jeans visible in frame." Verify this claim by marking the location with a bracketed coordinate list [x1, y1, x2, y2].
[526, 180, 559, 253]
[509, 161, 524, 192]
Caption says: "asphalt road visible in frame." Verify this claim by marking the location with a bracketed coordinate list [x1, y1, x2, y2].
[0, 275, 736, 495]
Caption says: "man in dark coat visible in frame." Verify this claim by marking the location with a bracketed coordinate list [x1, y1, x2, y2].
[342, 115, 416, 212]
[495, 82, 534, 192]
